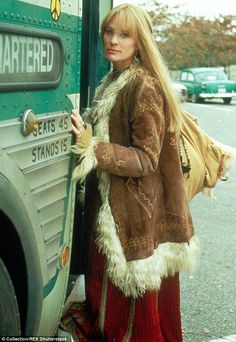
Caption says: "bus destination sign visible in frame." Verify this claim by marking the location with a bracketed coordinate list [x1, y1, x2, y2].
[0, 24, 63, 90]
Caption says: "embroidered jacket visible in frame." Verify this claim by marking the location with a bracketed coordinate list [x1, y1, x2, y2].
[71, 66, 200, 297]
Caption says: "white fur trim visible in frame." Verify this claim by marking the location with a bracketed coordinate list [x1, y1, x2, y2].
[71, 136, 99, 182]
[71, 68, 138, 183]
[96, 169, 200, 297]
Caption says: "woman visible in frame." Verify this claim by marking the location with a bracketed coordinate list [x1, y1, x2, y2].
[61, 4, 234, 341]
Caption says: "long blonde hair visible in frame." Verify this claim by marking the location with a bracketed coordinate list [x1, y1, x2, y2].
[101, 4, 183, 132]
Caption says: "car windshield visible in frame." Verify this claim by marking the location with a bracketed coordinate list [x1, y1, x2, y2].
[195, 71, 228, 82]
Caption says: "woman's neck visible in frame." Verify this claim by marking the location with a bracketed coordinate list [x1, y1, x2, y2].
[112, 62, 132, 72]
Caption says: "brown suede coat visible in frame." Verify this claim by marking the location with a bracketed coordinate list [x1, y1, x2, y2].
[90, 70, 194, 262]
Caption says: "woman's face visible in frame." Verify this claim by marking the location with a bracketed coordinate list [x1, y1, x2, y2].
[103, 16, 137, 71]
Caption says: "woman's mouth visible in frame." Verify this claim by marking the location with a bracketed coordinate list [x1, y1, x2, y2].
[107, 49, 119, 54]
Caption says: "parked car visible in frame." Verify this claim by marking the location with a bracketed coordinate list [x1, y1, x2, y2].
[178, 67, 236, 104]
[173, 81, 187, 102]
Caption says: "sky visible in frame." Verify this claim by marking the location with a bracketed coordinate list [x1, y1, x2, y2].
[113, 0, 236, 19]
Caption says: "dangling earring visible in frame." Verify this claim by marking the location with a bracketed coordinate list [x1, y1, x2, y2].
[133, 50, 140, 64]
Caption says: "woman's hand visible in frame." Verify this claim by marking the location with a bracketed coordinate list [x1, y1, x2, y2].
[71, 109, 85, 143]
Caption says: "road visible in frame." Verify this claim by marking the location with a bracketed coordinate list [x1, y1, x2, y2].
[180, 99, 236, 341]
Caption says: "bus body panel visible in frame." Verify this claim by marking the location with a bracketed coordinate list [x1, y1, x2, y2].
[0, 0, 81, 334]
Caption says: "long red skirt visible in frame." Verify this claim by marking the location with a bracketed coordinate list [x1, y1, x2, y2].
[61, 242, 183, 341]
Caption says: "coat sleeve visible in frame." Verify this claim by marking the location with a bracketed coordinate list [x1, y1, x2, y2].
[94, 78, 166, 177]
[71, 77, 166, 182]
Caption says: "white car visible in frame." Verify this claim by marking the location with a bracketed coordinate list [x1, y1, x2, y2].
[173, 81, 187, 102]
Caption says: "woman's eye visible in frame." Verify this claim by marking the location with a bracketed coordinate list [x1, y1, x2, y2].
[105, 28, 113, 35]
[121, 32, 129, 38]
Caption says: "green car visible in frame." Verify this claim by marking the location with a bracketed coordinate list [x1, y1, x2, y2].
[178, 67, 236, 104]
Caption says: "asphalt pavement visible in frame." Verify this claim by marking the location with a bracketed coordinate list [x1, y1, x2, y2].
[180, 100, 236, 342]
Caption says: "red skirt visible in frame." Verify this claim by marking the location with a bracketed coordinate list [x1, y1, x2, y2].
[61, 241, 182, 342]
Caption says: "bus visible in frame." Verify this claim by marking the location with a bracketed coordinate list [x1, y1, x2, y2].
[0, 0, 112, 336]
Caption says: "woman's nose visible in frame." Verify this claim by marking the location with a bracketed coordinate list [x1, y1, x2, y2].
[110, 34, 118, 44]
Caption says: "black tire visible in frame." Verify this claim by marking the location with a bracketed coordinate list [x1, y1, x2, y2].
[0, 258, 21, 336]
[191, 94, 199, 103]
[223, 98, 232, 104]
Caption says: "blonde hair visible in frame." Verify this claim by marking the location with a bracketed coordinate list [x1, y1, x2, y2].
[101, 4, 183, 132]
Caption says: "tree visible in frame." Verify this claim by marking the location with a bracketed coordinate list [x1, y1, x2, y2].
[139, 1, 236, 71]
[159, 15, 236, 70]
[139, 0, 183, 40]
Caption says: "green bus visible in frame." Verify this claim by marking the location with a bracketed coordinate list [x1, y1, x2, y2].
[0, 0, 111, 336]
